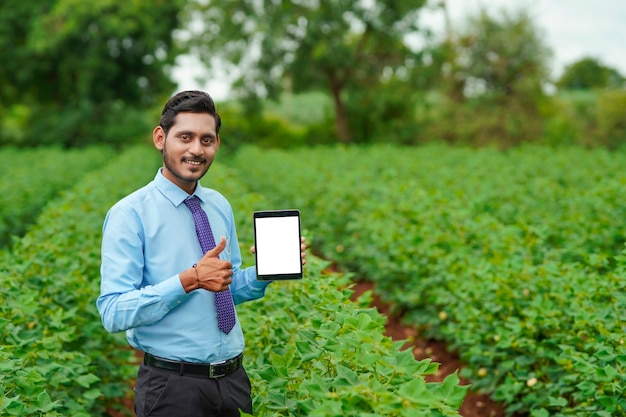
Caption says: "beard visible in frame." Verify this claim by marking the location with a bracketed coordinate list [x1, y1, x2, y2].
[162, 142, 211, 187]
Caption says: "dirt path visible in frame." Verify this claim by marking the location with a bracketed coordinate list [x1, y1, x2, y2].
[350, 281, 506, 417]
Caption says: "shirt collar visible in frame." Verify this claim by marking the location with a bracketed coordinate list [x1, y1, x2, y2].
[154, 168, 204, 207]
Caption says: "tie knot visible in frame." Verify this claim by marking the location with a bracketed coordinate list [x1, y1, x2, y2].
[184, 196, 202, 213]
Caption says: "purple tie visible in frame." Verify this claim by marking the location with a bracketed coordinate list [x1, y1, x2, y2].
[184, 196, 236, 334]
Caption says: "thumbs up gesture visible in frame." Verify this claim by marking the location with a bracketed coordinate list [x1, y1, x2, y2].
[181, 237, 233, 293]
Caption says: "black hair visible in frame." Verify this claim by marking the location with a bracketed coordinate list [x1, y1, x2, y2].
[159, 90, 222, 135]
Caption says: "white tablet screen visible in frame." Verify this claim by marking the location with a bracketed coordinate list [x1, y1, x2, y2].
[254, 210, 302, 280]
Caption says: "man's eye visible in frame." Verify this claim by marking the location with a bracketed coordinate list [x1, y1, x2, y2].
[180, 135, 190, 140]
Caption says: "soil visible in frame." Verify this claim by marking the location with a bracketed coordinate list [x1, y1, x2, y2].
[349, 281, 507, 417]
[107, 281, 508, 417]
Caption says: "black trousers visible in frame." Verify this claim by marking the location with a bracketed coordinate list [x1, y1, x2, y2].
[134, 361, 253, 417]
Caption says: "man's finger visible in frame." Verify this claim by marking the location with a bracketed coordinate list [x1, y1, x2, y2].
[204, 236, 226, 258]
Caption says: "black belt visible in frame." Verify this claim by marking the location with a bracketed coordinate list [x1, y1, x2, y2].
[144, 353, 243, 379]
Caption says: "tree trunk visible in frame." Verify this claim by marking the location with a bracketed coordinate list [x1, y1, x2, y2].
[329, 80, 351, 143]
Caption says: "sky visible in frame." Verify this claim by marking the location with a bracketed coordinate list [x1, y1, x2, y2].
[425, 0, 626, 77]
[172, 0, 626, 99]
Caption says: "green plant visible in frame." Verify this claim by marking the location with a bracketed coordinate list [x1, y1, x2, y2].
[1, 145, 467, 416]
[228, 143, 626, 416]
[0, 146, 160, 415]
[0, 146, 115, 247]
[595, 90, 626, 149]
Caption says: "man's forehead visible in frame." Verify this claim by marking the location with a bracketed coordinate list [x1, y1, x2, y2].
[171, 112, 217, 132]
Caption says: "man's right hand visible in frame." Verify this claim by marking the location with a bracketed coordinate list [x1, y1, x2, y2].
[180, 237, 233, 293]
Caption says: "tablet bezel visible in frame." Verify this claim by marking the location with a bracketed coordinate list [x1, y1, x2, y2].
[253, 209, 303, 281]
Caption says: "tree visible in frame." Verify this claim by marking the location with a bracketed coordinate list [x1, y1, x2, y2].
[428, 7, 552, 147]
[445, 8, 551, 101]
[556, 57, 625, 90]
[184, 0, 428, 143]
[0, 0, 185, 146]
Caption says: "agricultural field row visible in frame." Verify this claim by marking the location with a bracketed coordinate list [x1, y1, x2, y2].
[0, 146, 160, 416]
[1, 145, 465, 416]
[228, 144, 626, 417]
[205, 162, 467, 416]
[0, 146, 115, 247]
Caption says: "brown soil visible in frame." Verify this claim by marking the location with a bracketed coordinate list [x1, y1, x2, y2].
[350, 281, 506, 417]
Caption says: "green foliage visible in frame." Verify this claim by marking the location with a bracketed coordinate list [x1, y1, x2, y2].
[1, 145, 466, 416]
[215, 95, 336, 153]
[557, 57, 626, 91]
[217, 104, 309, 154]
[184, 0, 428, 143]
[0, 146, 115, 247]
[542, 91, 626, 148]
[426, 98, 546, 148]
[428, 7, 551, 147]
[0, 0, 185, 147]
[447, 8, 551, 99]
[263, 92, 334, 127]
[345, 78, 423, 144]
[0, 146, 161, 415]
[539, 95, 586, 147]
[595, 90, 626, 149]
[240, 266, 466, 417]
[229, 144, 626, 416]
[205, 161, 467, 416]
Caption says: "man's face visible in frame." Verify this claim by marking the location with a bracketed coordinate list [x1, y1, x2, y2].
[153, 112, 220, 194]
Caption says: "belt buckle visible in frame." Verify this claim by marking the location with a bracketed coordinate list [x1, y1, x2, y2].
[209, 360, 227, 378]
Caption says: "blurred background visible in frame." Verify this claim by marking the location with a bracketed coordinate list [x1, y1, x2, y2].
[1, 3, 625, 415]
[1, 0, 625, 151]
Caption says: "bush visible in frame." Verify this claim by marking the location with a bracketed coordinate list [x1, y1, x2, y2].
[596, 90, 626, 149]
[542, 90, 626, 149]
[345, 79, 421, 144]
[216, 96, 338, 154]
[423, 96, 545, 148]
[0, 101, 153, 148]
[425, 7, 551, 148]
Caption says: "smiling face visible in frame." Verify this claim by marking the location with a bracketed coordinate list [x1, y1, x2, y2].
[153, 112, 220, 194]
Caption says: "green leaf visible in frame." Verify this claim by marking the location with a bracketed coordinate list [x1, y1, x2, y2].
[36, 391, 57, 412]
[546, 396, 568, 407]
[398, 378, 435, 405]
[596, 395, 617, 411]
[83, 389, 103, 401]
[76, 373, 100, 388]
[530, 408, 550, 417]
[429, 372, 469, 409]
[335, 364, 358, 386]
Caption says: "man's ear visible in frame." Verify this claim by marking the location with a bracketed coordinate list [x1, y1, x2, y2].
[153, 126, 165, 151]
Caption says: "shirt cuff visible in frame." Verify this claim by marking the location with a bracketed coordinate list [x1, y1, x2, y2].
[160, 274, 189, 307]
[251, 278, 272, 290]
[250, 266, 272, 289]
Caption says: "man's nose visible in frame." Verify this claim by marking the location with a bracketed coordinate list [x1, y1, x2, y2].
[189, 138, 203, 154]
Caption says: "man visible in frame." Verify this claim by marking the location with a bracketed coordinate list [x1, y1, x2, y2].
[97, 90, 305, 417]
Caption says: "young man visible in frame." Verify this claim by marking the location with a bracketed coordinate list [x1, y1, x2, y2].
[97, 90, 305, 417]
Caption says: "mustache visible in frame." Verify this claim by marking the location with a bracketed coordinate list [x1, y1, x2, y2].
[183, 157, 206, 162]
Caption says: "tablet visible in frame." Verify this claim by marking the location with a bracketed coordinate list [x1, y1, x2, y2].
[253, 210, 303, 280]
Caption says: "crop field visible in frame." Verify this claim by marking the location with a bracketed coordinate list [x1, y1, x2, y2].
[0, 145, 464, 416]
[1, 144, 625, 416]
[0, 146, 115, 248]
[229, 144, 626, 417]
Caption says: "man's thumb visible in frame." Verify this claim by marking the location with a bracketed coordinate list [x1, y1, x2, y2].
[205, 237, 226, 258]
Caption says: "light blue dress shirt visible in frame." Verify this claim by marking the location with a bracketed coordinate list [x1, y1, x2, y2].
[97, 169, 270, 363]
